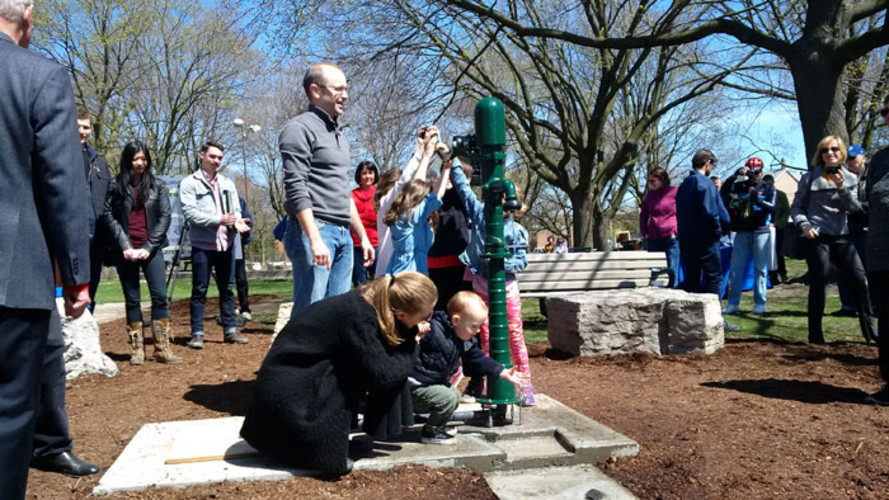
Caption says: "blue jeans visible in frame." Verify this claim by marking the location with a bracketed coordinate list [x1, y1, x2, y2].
[352, 245, 378, 287]
[647, 237, 680, 288]
[285, 217, 353, 317]
[190, 246, 236, 335]
[726, 231, 770, 308]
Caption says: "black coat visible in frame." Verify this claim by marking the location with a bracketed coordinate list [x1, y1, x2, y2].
[240, 290, 418, 473]
[410, 311, 503, 387]
[101, 177, 171, 256]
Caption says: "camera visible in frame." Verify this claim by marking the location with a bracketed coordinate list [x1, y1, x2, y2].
[825, 166, 840, 174]
[451, 134, 482, 186]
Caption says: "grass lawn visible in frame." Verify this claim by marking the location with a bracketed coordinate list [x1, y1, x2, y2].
[97, 258, 867, 346]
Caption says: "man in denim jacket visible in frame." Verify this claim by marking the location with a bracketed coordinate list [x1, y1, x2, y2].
[179, 141, 251, 349]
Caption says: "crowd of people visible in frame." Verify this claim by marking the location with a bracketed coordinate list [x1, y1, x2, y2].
[2, 0, 888, 495]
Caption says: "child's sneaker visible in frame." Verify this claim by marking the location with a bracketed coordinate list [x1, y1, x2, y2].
[443, 425, 458, 437]
[520, 385, 536, 406]
[459, 393, 477, 404]
[421, 426, 455, 445]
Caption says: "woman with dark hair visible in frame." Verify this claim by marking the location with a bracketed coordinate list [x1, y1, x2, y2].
[350, 161, 379, 286]
[241, 272, 437, 474]
[640, 166, 680, 287]
[102, 141, 180, 365]
[791, 135, 876, 344]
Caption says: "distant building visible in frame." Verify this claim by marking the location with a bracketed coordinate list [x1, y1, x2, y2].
[770, 168, 801, 205]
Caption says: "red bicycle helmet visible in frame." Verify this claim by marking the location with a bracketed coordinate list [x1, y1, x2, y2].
[745, 157, 764, 170]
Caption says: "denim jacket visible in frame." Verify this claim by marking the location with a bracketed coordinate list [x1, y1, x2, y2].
[451, 165, 528, 280]
[178, 169, 241, 248]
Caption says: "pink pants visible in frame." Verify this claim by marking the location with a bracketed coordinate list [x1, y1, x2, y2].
[476, 285, 532, 387]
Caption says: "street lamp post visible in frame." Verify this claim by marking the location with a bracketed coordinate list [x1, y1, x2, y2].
[232, 118, 261, 208]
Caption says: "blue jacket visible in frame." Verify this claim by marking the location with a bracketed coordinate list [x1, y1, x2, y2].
[676, 169, 730, 250]
[451, 165, 529, 279]
[409, 311, 504, 388]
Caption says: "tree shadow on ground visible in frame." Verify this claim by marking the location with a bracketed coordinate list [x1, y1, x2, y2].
[701, 378, 870, 405]
[184, 379, 254, 415]
[779, 350, 877, 366]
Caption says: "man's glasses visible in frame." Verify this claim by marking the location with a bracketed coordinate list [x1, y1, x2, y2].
[822, 147, 842, 154]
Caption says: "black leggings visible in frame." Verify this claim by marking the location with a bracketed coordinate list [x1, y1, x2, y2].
[804, 234, 875, 343]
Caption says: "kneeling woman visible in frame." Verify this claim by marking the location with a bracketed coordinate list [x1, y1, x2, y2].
[102, 141, 180, 365]
[241, 272, 436, 474]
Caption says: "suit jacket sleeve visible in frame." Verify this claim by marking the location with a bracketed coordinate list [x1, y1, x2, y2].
[33, 65, 90, 285]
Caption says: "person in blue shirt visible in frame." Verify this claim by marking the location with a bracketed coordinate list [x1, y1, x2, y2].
[383, 143, 450, 275]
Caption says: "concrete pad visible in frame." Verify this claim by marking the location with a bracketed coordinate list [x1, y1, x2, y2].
[485, 464, 637, 499]
[94, 393, 638, 495]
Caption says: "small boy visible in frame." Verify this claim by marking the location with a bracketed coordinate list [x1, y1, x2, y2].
[408, 291, 521, 445]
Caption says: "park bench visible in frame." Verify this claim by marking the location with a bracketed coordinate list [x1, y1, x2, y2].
[519, 251, 668, 313]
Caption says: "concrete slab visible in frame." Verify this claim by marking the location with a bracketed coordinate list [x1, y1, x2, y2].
[485, 464, 637, 499]
[93, 393, 638, 495]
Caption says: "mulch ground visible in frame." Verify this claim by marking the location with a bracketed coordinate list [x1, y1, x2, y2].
[26, 296, 889, 499]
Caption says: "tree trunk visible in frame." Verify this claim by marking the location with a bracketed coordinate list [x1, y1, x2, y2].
[789, 55, 849, 164]
[591, 206, 611, 252]
[571, 193, 594, 249]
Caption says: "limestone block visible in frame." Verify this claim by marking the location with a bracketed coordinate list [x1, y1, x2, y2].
[269, 302, 293, 346]
[662, 292, 724, 354]
[546, 288, 723, 357]
[57, 299, 119, 379]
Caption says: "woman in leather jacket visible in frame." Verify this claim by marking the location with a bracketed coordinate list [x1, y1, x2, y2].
[102, 140, 181, 365]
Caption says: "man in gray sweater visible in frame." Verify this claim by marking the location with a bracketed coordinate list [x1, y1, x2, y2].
[279, 63, 374, 315]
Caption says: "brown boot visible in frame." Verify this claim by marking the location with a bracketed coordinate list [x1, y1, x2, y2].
[127, 322, 145, 365]
[152, 318, 183, 364]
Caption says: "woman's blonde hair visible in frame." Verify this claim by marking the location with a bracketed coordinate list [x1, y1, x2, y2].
[384, 178, 431, 227]
[359, 272, 438, 346]
[811, 135, 848, 167]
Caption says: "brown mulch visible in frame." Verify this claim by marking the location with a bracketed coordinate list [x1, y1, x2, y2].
[26, 298, 889, 499]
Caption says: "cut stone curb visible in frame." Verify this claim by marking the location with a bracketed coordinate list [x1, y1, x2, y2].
[485, 464, 637, 499]
[93, 394, 638, 495]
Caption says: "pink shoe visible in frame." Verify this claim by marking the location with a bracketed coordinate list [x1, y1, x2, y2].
[520, 385, 536, 406]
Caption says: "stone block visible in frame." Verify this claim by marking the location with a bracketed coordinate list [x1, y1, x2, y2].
[57, 299, 119, 379]
[546, 289, 723, 357]
[269, 302, 293, 346]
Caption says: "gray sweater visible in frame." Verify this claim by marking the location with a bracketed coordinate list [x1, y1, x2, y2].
[790, 166, 861, 237]
[279, 105, 351, 227]
[867, 148, 889, 272]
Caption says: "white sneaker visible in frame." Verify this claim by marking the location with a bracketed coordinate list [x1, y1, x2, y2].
[752, 304, 766, 315]
[722, 304, 740, 315]
[241, 311, 252, 321]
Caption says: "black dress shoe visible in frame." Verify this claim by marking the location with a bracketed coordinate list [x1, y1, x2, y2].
[31, 451, 100, 477]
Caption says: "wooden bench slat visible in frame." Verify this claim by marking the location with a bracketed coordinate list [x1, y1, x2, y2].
[523, 260, 667, 272]
[521, 269, 655, 282]
[519, 278, 656, 292]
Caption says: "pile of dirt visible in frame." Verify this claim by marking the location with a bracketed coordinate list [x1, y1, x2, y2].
[26, 297, 889, 499]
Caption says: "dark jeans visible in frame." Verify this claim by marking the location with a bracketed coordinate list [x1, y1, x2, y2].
[804, 234, 875, 343]
[679, 242, 722, 295]
[190, 246, 236, 335]
[647, 237, 680, 288]
[0, 307, 51, 500]
[351, 245, 378, 288]
[235, 258, 250, 313]
[867, 270, 889, 383]
[429, 264, 472, 311]
[32, 308, 73, 459]
[116, 249, 169, 324]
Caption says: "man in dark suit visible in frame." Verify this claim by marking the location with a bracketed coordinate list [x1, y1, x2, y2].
[0, 3, 93, 498]
[77, 108, 113, 308]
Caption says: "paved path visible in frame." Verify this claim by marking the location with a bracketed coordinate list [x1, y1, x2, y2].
[91, 302, 140, 325]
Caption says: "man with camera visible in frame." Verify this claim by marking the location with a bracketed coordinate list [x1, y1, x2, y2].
[720, 157, 776, 315]
[279, 63, 374, 315]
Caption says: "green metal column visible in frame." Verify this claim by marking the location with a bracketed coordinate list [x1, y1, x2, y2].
[475, 97, 520, 406]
